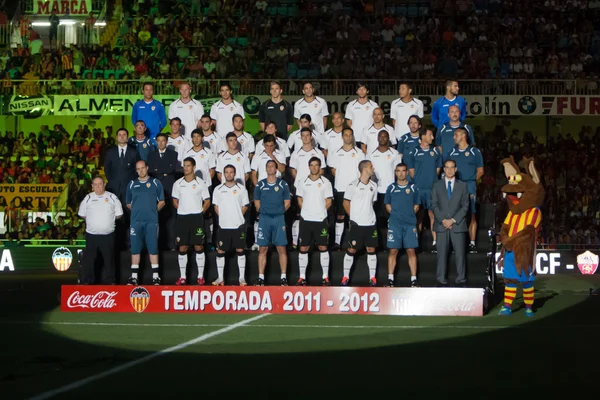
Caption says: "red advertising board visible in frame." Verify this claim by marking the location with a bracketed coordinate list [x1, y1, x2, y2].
[61, 285, 484, 316]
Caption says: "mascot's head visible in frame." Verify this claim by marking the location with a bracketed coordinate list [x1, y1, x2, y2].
[501, 156, 545, 215]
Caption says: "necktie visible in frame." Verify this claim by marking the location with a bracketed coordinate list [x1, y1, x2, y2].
[447, 180, 452, 200]
[160, 152, 163, 159]
[120, 148, 124, 159]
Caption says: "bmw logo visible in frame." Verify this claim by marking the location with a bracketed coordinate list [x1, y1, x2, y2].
[518, 96, 537, 115]
[242, 96, 261, 115]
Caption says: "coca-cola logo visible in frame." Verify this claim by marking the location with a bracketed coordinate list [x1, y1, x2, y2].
[424, 296, 476, 314]
[66, 291, 118, 309]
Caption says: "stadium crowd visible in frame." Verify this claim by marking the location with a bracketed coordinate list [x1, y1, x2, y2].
[1, 0, 600, 90]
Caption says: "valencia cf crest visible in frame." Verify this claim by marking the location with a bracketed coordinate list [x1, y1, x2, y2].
[430, 151, 434, 156]
[318, 183, 322, 188]
[230, 106, 234, 111]
[143, 144, 147, 148]
[387, 155, 391, 160]
[233, 190, 237, 195]
[177, 140, 181, 144]
[366, 107, 370, 111]
[130, 287, 150, 313]
[236, 157, 241, 162]
[146, 183, 151, 188]
[465, 152, 469, 157]
[351, 153, 356, 158]
[151, 106, 155, 111]
[280, 105, 284, 111]
[105, 198, 109, 202]
[406, 188, 411, 194]
[274, 186, 279, 192]
[192, 185, 196, 189]
[200, 154, 204, 158]
[189, 105, 193, 110]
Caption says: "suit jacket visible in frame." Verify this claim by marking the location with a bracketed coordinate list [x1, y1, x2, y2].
[147, 148, 178, 195]
[104, 145, 139, 201]
[431, 178, 469, 233]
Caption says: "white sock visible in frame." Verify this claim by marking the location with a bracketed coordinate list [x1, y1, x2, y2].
[196, 252, 205, 279]
[320, 251, 330, 278]
[411, 276, 417, 281]
[178, 253, 188, 279]
[388, 273, 394, 280]
[280, 273, 286, 279]
[367, 254, 377, 279]
[470, 240, 475, 246]
[131, 264, 139, 279]
[292, 220, 299, 246]
[259, 273, 265, 280]
[151, 264, 159, 279]
[335, 222, 344, 245]
[298, 252, 308, 279]
[432, 240, 436, 246]
[343, 254, 354, 278]
[254, 221, 259, 243]
[216, 255, 225, 281]
[238, 253, 246, 282]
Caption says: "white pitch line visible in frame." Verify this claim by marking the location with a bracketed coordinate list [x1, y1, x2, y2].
[3, 320, 599, 330]
[27, 313, 269, 400]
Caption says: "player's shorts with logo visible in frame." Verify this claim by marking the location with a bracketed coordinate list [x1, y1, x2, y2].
[416, 188, 432, 209]
[387, 224, 419, 249]
[347, 221, 378, 249]
[257, 214, 288, 247]
[465, 180, 477, 214]
[299, 218, 329, 247]
[175, 213, 205, 246]
[217, 225, 246, 252]
[130, 221, 159, 254]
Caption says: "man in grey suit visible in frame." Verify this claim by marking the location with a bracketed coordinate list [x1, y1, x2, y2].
[431, 159, 469, 287]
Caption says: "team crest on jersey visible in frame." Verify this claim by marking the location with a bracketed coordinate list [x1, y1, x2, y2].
[178, 140, 181, 144]
[351, 153, 356, 158]
[233, 190, 237, 195]
[318, 183, 322, 188]
[274, 186, 279, 192]
[130, 287, 150, 313]
[406, 188, 411, 194]
[280, 105, 284, 111]
[365, 106, 370, 111]
[387, 155, 391, 160]
[351, 240, 357, 246]
[430, 151, 434, 156]
[188, 105, 193, 110]
[236, 157, 241, 162]
[143, 144, 147, 148]
[465, 152, 469, 157]
[146, 183, 151, 188]
[151, 106, 155, 111]
[229, 106, 234, 111]
[313, 104, 318, 108]
[176, 237, 180, 242]
[370, 186, 374, 191]
[130, 227, 135, 235]
[192, 185, 196, 189]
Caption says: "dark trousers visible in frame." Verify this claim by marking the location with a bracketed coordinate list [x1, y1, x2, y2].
[82, 232, 116, 284]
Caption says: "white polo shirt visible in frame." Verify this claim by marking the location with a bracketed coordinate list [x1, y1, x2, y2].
[251, 150, 286, 181]
[184, 147, 216, 185]
[360, 123, 397, 153]
[367, 147, 402, 194]
[344, 179, 378, 226]
[210, 99, 245, 138]
[78, 191, 123, 235]
[344, 99, 378, 141]
[202, 132, 221, 155]
[286, 128, 322, 153]
[212, 182, 250, 229]
[218, 132, 255, 158]
[293, 96, 329, 133]
[168, 98, 204, 139]
[390, 97, 424, 139]
[296, 176, 333, 221]
[328, 146, 365, 192]
[289, 146, 327, 187]
[216, 150, 251, 184]
[172, 176, 210, 215]
[322, 128, 344, 152]
[256, 137, 290, 158]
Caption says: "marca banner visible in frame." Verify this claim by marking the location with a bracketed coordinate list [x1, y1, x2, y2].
[0, 184, 66, 210]
[60, 285, 484, 316]
[50, 94, 600, 117]
[495, 250, 600, 275]
[32, 0, 91, 16]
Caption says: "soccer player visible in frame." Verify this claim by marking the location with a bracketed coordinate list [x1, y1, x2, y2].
[210, 83, 245, 138]
[168, 82, 204, 140]
[172, 157, 211, 285]
[216, 132, 251, 184]
[405, 128, 442, 251]
[289, 128, 327, 246]
[436, 105, 476, 161]
[131, 83, 166, 144]
[184, 129, 216, 186]
[167, 117, 191, 174]
[367, 130, 402, 247]
[385, 163, 420, 287]
[254, 160, 292, 286]
[213, 164, 250, 285]
[321, 112, 345, 158]
[287, 114, 321, 153]
[255, 121, 290, 159]
[251, 134, 286, 185]
[431, 79, 467, 129]
[228, 113, 255, 159]
[397, 115, 422, 160]
[360, 107, 396, 154]
[449, 127, 484, 253]
[198, 114, 221, 155]
[329, 127, 364, 249]
[126, 160, 165, 285]
[294, 82, 329, 134]
[345, 82, 378, 145]
[343, 160, 378, 286]
[390, 82, 424, 140]
[296, 157, 334, 286]
[259, 80, 294, 139]
[128, 120, 154, 162]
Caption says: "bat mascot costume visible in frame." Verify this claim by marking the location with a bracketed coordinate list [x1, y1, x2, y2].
[497, 156, 545, 317]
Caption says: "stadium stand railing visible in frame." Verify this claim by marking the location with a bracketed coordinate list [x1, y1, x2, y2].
[2, 79, 598, 96]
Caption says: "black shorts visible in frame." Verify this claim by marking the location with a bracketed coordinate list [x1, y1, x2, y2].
[347, 221, 378, 249]
[375, 193, 389, 219]
[175, 213, 205, 246]
[334, 191, 346, 215]
[217, 225, 246, 252]
[298, 218, 329, 247]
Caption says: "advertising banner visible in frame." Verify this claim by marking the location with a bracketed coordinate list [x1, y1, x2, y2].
[0, 246, 82, 272]
[495, 250, 600, 275]
[0, 184, 67, 210]
[60, 285, 484, 316]
[32, 0, 92, 16]
[47, 94, 600, 117]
